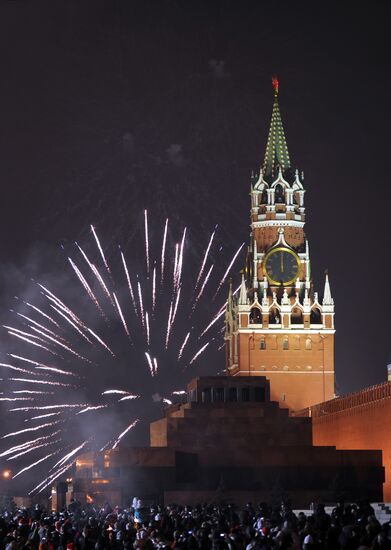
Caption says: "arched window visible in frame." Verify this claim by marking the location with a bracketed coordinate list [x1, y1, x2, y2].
[291, 307, 303, 325]
[283, 337, 289, 350]
[260, 337, 266, 350]
[269, 308, 280, 324]
[310, 307, 322, 324]
[250, 307, 262, 324]
[261, 189, 268, 205]
[275, 184, 285, 204]
[305, 337, 312, 350]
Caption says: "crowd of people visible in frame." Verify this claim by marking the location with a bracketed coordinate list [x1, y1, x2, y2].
[1, 498, 390, 550]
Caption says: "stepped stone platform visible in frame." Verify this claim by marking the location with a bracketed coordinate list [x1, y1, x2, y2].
[62, 376, 384, 510]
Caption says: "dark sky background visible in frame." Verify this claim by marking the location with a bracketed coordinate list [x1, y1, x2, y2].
[0, 0, 390, 398]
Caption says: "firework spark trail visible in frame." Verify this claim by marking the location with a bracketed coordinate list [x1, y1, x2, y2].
[91, 225, 110, 274]
[137, 281, 145, 328]
[68, 258, 103, 313]
[112, 420, 139, 449]
[113, 292, 130, 337]
[176, 228, 187, 291]
[152, 266, 156, 313]
[86, 327, 115, 357]
[12, 451, 58, 479]
[153, 357, 158, 376]
[13, 391, 54, 395]
[170, 287, 181, 329]
[189, 342, 210, 365]
[7, 332, 58, 356]
[0, 362, 39, 376]
[120, 251, 137, 312]
[91, 264, 114, 306]
[145, 312, 150, 347]
[199, 284, 241, 338]
[0, 398, 35, 402]
[40, 287, 87, 329]
[10, 355, 79, 378]
[0, 433, 60, 458]
[177, 332, 190, 360]
[29, 413, 63, 421]
[22, 301, 60, 328]
[195, 228, 216, 289]
[102, 390, 130, 396]
[29, 461, 74, 495]
[192, 264, 214, 312]
[76, 405, 107, 415]
[7, 438, 61, 460]
[49, 305, 93, 345]
[173, 244, 179, 291]
[4, 325, 53, 345]
[160, 218, 168, 284]
[51, 441, 89, 470]
[165, 302, 173, 349]
[2, 421, 61, 439]
[214, 242, 245, 297]
[9, 378, 71, 387]
[29, 325, 88, 362]
[14, 312, 62, 340]
[144, 352, 154, 377]
[9, 404, 87, 412]
[119, 395, 139, 402]
[144, 209, 150, 274]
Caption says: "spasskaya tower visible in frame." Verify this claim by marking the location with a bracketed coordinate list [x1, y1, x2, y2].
[225, 78, 335, 412]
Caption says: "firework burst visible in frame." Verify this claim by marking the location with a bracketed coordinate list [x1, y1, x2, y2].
[0, 213, 244, 493]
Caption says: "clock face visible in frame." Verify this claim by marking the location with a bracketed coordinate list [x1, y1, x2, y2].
[264, 247, 300, 286]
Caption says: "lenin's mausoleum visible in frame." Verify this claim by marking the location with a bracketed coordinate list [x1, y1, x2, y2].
[65, 81, 391, 508]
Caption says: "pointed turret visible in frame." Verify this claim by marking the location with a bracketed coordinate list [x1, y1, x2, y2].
[263, 77, 291, 179]
[322, 272, 334, 306]
[239, 273, 247, 305]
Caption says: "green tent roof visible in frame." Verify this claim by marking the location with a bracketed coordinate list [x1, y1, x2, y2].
[262, 86, 291, 179]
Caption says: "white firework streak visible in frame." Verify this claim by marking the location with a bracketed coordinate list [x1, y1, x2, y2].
[91, 264, 114, 306]
[102, 390, 130, 396]
[2, 421, 61, 439]
[137, 281, 145, 328]
[4, 325, 54, 345]
[163, 398, 172, 405]
[170, 286, 181, 329]
[144, 209, 150, 273]
[49, 304, 93, 345]
[0, 433, 60, 458]
[40, 286, 87, 329]
[7, 438, 61, 460]
[176, 228, 187, 290]
[112, 420, 139, 449]
[214, 242, 245, 297]
[153, 357, 158, 376]
[177, 331, 190, 360]
[195, 228, 216, 288]
[29, 412, 63, 421]
[29, 461, 74, 495]
[9, 355, 79, 378]
[7, 331, 58, 356]
[0, 362, 39, 376]
[9, 404, 87, 412]
[119, 394, 139, 402]
[29, 325, 88, 362]
[14, 312, 61, 340]
[192, 264, 214, 311]
[173, 244, 179, 291]
[76, 405, 107, 415]
[145, 311, 150, 347]
[144, 352, 154, 377]
[12, 450, 58, 479]
[160, 218, 168, 284]
[86, 327, 115, 357]
[189, 342, 210, 365]
[172, 390, 186, 395]
[0, 397, 35, 402]
[68, 258, 103, 313]
[51, 440, 89, 470]
[120, 251, 137, 312]
[9, 378, 71, 387]
[13, 391, 54, 395]
[165, 302, 173, 349]
[23, 300, 60, 328]
[113, 292, 130, 337]
[152, 266, 156, 313]
[91, 225, 110, 274]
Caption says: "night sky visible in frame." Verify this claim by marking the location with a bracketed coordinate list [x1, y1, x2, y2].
[1, 0, 391, 399]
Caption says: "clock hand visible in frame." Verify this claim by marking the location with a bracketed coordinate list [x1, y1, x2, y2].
[280, 252, 284, 273]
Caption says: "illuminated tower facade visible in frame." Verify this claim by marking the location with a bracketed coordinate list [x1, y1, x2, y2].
[225, 79, 335, 412]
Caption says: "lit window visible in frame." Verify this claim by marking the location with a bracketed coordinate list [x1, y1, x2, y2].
[260, 338, 266, 350]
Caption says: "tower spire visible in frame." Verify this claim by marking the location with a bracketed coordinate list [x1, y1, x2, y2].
[263, 76, 291, 179]
[322, 271, 334, 306]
